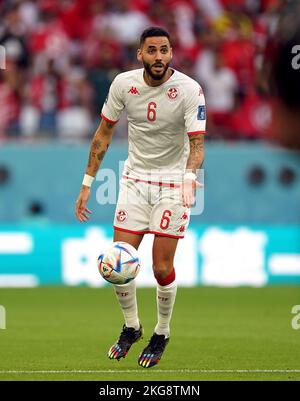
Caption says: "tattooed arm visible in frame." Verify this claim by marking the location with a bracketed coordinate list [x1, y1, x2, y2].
[85, 119, 115, 178]
[75, 119, 116, 222]
[186, 134, 204, 174]
[182, 134, 205, 208]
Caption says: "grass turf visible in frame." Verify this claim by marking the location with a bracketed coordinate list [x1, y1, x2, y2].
[0, 286, 299, 381]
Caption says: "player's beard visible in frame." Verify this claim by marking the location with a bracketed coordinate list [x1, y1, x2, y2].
[143, 60, 170, 81]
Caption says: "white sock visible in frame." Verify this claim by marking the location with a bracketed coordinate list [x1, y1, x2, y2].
[154, 280, 177, 338]
[113, 280, 140, 330]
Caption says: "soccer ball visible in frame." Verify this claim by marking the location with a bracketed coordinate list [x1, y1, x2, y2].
[97, 241, 140, 285]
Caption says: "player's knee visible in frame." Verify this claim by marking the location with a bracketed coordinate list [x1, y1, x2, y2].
[153, 264, 172, 279]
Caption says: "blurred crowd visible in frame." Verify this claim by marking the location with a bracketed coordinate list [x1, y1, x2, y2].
[0, 0, 293, 142]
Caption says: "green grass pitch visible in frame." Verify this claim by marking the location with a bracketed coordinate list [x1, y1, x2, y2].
[0, 286, 299, 381]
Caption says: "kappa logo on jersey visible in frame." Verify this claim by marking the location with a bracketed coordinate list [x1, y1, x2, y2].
[128, 87, 139, 95]
[167, 87, 179, 100]
[181, 212, 189, 220]
[116, 210, 128, 223]
[197, 105, 206, 120]
[177, 225, 186, 233]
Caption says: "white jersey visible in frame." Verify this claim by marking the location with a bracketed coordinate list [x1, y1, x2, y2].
[101, 68, 206, 182]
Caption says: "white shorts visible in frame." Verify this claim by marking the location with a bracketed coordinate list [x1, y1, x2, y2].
[113, 176, 191, 239]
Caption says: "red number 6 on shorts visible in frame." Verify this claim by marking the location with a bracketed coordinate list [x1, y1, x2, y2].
[160, 210, 172, 230]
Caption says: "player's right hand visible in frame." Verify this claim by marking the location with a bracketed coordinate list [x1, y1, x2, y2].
[75, 187, 92, 222]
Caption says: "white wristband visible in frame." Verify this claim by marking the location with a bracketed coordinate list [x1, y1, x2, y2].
[184, 172, 197, 181]
[82, 174, 94, 187]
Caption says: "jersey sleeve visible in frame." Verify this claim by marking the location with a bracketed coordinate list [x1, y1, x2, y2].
[101, 75, 125, 124]
[184, 82, 206, 136]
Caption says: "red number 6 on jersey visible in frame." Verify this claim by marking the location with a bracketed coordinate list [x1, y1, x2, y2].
[147, 102, 157, 122]
[160, 210, 172, 230]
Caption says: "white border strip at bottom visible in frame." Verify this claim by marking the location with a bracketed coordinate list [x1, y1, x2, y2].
[0, 369, 299, 374]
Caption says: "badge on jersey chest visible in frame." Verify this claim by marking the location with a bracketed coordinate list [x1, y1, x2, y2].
[167, 87, 179, 101]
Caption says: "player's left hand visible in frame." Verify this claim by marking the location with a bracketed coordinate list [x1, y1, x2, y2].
[180, 179, 202, 208]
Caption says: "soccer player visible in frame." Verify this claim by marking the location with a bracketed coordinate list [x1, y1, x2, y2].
[75, 27, 205, 368]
